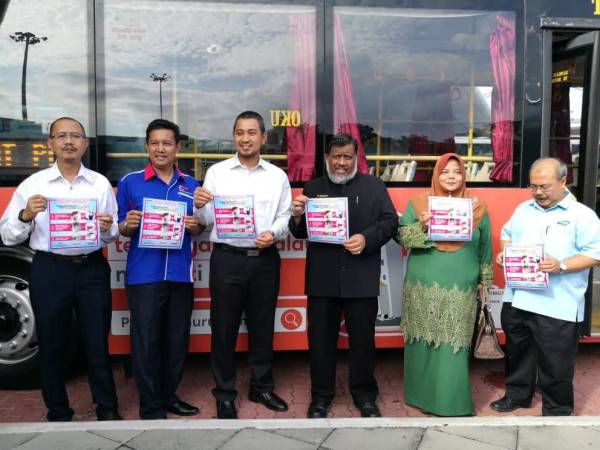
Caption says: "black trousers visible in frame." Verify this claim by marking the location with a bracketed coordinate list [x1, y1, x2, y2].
[29, 250, 117, 422]
[209, 245, 280, 401]
[308, 296, 379, 405]
[126, 281, 194, 419]
[501, 303, 579, 416]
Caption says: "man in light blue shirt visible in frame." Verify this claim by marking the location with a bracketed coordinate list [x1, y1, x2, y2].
[490, 158, 600, 416]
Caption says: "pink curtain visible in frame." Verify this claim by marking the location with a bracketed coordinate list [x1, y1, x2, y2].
[489, 14, 516, 182]
[333, 15, 369, 174]
[286, 14, 317, 182]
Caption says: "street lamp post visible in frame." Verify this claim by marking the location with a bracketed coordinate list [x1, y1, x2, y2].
[9, 31, 47, 120]
[150, 73, 171, 119]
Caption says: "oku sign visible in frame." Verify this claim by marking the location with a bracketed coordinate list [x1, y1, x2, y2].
[270, 110, 301, 127]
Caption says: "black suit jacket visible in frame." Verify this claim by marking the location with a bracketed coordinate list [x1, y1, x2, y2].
[289, 173, 398, 298]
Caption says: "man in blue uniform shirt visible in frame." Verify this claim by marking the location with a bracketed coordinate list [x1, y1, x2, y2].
[117, 119, 203, 419]
[491, 158, 600, 416]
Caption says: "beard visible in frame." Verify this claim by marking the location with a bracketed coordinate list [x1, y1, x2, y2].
[325, 162, 358, 185]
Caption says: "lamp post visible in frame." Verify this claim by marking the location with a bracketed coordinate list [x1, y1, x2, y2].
[9, 31, 47, 120]
[150, 73, 171, 119]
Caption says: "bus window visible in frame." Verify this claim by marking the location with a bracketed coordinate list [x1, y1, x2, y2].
[550, 34, 589, 195]
[97, 1, 317, 183]
[333, 5, 519, 184]
[0, 0, 92, 185]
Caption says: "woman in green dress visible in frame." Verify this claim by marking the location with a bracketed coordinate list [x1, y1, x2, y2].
[398, 153, 492, 416]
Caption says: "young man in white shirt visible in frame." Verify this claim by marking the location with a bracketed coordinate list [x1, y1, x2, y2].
[0, 117, 120, 422]
[194, 111, 291, 419]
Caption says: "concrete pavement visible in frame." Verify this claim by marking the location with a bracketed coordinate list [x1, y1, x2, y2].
[2, 416, 600, 449]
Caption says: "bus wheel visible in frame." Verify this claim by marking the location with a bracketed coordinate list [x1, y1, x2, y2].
[0, 255, 81, 387]
[0, 262, 40, 385]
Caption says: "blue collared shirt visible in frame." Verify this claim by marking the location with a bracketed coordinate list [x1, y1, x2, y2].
[116, 164, 199, 285]
[501, 194, 600, 322]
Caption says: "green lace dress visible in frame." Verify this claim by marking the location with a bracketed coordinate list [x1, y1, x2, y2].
[398, 200, 492, 416]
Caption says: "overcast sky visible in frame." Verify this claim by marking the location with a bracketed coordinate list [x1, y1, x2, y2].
[0, 1, 515, 142]
[0, 0, 314, 139]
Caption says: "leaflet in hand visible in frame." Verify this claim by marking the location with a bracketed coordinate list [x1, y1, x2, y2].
[48, 198, 99, 251]
[503, 244, 549, 289]
[306, 197, 349, 244]
[213, 195, 257, 239]
[428, 196, 472, 241]
[138, 198, 186, 249]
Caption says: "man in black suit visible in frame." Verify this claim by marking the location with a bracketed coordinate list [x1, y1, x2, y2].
[289, 134, 398, 418]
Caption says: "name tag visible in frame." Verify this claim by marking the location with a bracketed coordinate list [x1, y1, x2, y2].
[178, 191, 193, 200]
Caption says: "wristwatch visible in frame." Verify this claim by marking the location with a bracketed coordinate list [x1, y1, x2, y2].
[559, 261, 568, 273]
[18, 209, 32, 223]
[289, 204, 303, 218]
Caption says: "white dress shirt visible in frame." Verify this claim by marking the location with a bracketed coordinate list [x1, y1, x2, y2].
[0, 163, 119, 254]
[196, 155, 291, 247]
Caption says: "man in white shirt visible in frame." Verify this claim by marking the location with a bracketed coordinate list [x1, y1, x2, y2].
[0, 117, 120, 422]
[194, 111, 291, 419]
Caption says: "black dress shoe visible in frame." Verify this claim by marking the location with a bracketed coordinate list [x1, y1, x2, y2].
[490, 396, 531, 413]
[307, 401, 329, 418]
[248, 390, 288, 412]
[356, 401, 381, 418]
[216, 400, 237, 419]
[97, 411, 123, 421]
[166, 399, 199, 416]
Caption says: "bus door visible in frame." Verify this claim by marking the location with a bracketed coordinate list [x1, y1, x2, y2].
[542, 24, 600, 335]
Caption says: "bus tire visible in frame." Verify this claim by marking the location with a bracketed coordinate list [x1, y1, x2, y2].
[0, 248, 78, 387]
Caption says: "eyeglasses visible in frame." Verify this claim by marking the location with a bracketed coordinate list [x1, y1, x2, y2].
[527, 183, 555, 193]
[51, 132, 85, 142]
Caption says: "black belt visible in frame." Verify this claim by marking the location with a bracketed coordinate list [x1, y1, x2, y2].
[35, 249, 104, 264]
[214, 242, 267, 257]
